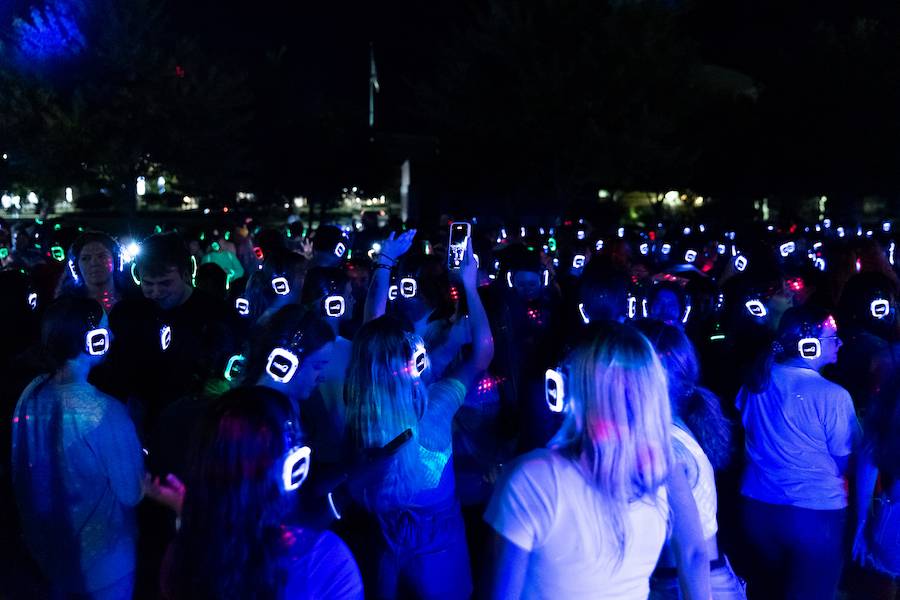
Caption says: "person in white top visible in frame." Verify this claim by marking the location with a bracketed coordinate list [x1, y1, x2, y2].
[736, 306, 861, 600]
[484, 323, 711, 600]
[636, 320, 748, 599]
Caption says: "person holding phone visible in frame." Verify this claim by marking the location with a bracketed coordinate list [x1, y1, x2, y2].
[345, 239, 494, 599]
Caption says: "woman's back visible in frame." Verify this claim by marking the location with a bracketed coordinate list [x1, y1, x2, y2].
[485, 448, 668, 600]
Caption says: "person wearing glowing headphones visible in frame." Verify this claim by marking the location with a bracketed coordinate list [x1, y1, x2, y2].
[344, 238, 494, 600]
[11, 298, 145, 599]
[299, 267, 356, 465]
[161, 386, 363, 599]
[245, 306, 336, 414]
[736, 305, 860, 600]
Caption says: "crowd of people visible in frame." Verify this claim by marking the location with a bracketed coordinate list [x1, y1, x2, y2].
[0, 213, 898, 599]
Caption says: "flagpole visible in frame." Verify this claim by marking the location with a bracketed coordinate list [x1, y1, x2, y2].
[369, 42, 379, 128]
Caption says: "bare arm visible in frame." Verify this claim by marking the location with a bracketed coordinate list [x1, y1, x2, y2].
[363, 230, 416, 323]
[667, 464, 711, 600]
[448, 238, 494, 389]
[484, 532, 528, 600]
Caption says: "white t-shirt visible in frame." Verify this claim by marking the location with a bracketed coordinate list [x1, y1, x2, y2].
[672, 424, 718, 540]
[736, 364, 861, 510]
[484, 449, 669, 600]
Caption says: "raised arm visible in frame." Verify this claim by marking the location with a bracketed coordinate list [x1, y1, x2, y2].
[363, 229, 416, 323]
[448, 238, 494, 389]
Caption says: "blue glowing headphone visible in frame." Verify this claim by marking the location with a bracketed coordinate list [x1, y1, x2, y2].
[159, 324, 172, 352]
[544, 367, 567, 413]
[869, 294, 895, 323]
[405, 333, 429, 379]
[266, 330, 305, 384]
[84, 311, 109, 357]
[281, 418, 311, 492]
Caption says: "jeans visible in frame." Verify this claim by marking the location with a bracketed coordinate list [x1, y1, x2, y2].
[740, 497, 846, 600]
[650, 555, 748, 600]
[375, 497, 473, 600]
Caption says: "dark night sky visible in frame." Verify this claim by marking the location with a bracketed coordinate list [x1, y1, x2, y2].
[8, 0, 900, 215]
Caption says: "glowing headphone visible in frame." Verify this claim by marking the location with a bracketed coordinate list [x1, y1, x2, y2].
[684, 249, 697, 263]
[265, 331, 305, 384]
[27, 292, 38, 311]
[130, 253, 196, 286]
[406, 334, 430, 379]
[734, 255, 749, 272]
[281, 418, 311, 492]
[745, 299, 768, 318]
[84, 312, 109, 357]
[779, 241, 796, 258]
[870, 297, 893, 320]
[388, 284, 399, 301]
[235, 297, 250, 316]
[159, 324, 172, 351]
[224, 354, 246, 382]
[578, 302, 590, 324]
[785, 315, 837, 360]
[271, 276, 290, 296]
[505, 269, 550, 289]
[797, 337, 821, 359]
[544, 368, 566, 413]
[50, 245, 66, 262]
[572, 254, 586, 269]
[400, 277, 417, 298]
[334, 241, 347, 259]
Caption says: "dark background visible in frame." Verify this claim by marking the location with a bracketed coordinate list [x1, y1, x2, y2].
[3, 0, 900, 219]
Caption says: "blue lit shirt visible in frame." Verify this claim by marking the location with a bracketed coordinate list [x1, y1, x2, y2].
[11, 375, 144, 593]
[737, 364, 860, 510]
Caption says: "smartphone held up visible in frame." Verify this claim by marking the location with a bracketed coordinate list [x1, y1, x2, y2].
[448, 222, 471, 270]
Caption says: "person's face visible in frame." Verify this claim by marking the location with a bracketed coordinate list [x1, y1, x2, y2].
[78, 242, 115, 287]
[817, 317, 842, 365]
[650, 289, 682, 325]
[141, 267, 190, 310]
[513, 271, 542, 301]
[291, 343, 333, 400]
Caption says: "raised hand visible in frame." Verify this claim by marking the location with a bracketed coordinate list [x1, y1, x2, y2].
[380, 229, 417, 264]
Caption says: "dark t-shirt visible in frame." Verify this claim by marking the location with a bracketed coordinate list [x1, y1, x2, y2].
[101, 290, 237, 433]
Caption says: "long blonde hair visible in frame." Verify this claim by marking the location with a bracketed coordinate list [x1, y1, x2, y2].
[550, 323, 673, 561]
[345, 316, 429, 510]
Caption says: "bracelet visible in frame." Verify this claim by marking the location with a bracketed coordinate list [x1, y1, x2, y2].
[374, 263, 393, 271]
[380, 253, 397, 264]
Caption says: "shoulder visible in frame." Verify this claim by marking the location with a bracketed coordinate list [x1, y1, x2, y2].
[428, 377, 467, 402]
[500, 448, 569, 488]
[799, 370, 852, 404]
[283, 528, 363, 600]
